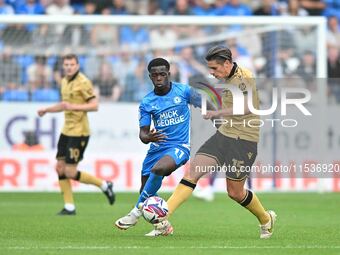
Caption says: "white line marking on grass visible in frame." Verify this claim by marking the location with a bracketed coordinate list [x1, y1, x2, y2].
[4, 246, 340, 250]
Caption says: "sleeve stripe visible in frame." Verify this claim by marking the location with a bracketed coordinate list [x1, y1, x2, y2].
[86, 96, 96, 102]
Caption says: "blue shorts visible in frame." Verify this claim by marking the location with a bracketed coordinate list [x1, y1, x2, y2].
[141, 146, 190, 177]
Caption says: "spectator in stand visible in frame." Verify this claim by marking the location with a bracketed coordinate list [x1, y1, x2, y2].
[83, 51, 105, 81]
[295, 27, 318, 53]
[31, 24, 56, 48]
[327, 16, 340, 48]
[46, 0, 74, 37]
[6, 0, 26, 10]
[40, 0, 53, 9]
[0, 47, 22, 88]
[62, 24, 90, 48]
[27, 55, 53, 90]
[169, 0, 193, 15]
[93, 60, 121, 101]
[192, 0, 218, 16]
[147, 0, 163, 15]
[112, 49, 138, 90]
[111, 0, 128, 14]
[90, 8, 119, 49]
[170, 61, 181, 82]
[119, 25, 149, 51]
[53, 55, 64, 86]
[0, 0, 14, 30]
[177, 46, 206, 84]
[299, 0, 325, 16]
[280, 0, 308, 16]
[15, 0, 45, 15]
[80, 0, 97, 14]
[296, 50, 316, 81]
[0, 0, 14, 14]
[122, 60, 152, 102]
[328, 46, 340, 78]
[327, 45, 340, 102]
[217, 0, 252, 16]
[254, 0, 281, 15]
[157, 0, 175, 14]
[15, 0, 45, 33]
[323, 0, 340, 18]
[150, 25, 178, 50]
[230, 45, 256, 74]
[46, 0, 74, 15]
[62, 1, 93, 44]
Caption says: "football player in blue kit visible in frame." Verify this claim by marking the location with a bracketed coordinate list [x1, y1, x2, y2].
[115, 58, 203, 236]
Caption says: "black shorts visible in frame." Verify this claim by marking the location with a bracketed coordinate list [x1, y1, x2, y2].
[196, 131, 257, 180]
[56, 134, 89, 164]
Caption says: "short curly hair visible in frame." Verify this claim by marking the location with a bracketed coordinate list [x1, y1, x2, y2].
[147, 58, 170, 72]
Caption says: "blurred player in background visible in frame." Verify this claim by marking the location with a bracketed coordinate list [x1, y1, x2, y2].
[115, 58, 205, 236]
[164, 45, 277, 239]
[37, 54, 115, 215]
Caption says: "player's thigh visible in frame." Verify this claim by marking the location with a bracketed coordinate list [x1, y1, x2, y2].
[224, 138, 257, 181]
[195, 131, 224, 168]
[56, 133, 68, 162]
[141, 152, 160, 177]
[151, 155, 178, 176]
[185, 154, 219, 182]
[56, 159, 66, 176]
[152, 146, 190, 176]
[65, 135, 90, 164]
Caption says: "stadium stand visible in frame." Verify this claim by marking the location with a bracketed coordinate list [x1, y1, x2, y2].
[0, 0, 338, 102]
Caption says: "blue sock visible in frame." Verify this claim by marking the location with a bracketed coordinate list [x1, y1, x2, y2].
[135, 172, 163, 208]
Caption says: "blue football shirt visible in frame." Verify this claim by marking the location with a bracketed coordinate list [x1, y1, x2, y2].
[139, 82, 200, 152]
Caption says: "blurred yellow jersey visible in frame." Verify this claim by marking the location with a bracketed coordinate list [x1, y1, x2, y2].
[60, 72, 95, 136]
[218, 63, 260, 143]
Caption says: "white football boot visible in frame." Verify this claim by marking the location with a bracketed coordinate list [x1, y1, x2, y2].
[260, 210, 277, 239]
[115, 207, 142, 230]
[145, 220, 174, 237]
[192, 186, 214, 202]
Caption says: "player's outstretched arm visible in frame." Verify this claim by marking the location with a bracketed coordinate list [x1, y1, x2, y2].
[61, 97, 98, 112]
[37, 102, 66, 117]
[139, 126, 167, 144]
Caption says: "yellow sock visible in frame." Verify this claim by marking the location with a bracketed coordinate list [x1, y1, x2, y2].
[167, 178, 196, 216]
[58, 178, 74, 205]
[77, 171, 102, 188]
[241, 190, 270, 225]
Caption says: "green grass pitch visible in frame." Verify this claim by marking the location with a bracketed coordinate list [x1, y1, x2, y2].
[0, 192, 339, 255]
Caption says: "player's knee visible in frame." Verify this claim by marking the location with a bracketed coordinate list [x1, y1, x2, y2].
[227, 189, 244, 202]
[56, 161, 65, 176]
[64, 166, 77, 179]
[151, 167, 172, 177]
[185, 167, 202, 183]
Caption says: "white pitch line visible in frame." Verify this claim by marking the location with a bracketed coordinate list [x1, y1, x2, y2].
[4, 246, 340, 250]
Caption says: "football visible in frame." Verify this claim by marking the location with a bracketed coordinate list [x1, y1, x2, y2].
[142, 196, 168, 224]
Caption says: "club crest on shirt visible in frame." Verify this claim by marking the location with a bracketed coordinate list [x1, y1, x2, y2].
[173, 96, 181, 104]
[239, 82, 246, 91]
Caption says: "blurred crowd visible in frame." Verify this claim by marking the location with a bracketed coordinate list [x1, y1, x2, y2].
[0, 0, 339, 103]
